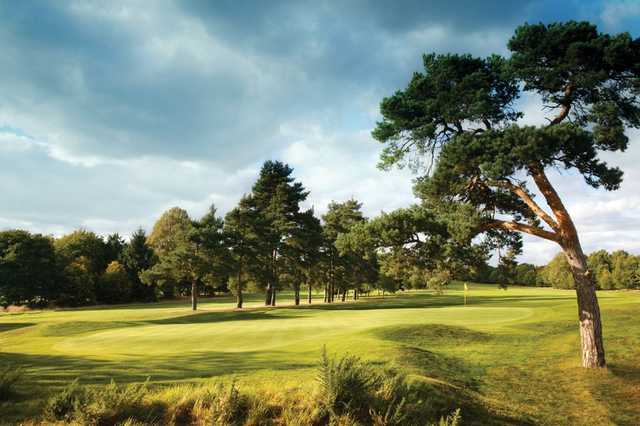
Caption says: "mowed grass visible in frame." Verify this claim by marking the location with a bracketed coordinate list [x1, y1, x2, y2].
[1, 283, 639, 425]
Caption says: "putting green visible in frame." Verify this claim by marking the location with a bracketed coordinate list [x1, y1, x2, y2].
[51, 306, 532, 357]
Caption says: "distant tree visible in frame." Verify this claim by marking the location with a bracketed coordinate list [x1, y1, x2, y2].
[372, 21, 640, 367]
[55, 229, 108, 277]
[282, 208, 324, 305]
[59, 256, 97, 306]
[147, 207, 192, 257]
[540, 253, 575, 289]
[497, 249, 518, 288]
[337, 205, 486, 294]
[513, 263, 539, 286]
[143, 205, 227, 310]
[0, 230, 58, 307]
[96, 261, 132, 304]
[193, 204, 229, 301]
[377, 273, 400, 297]
[588, 250, 612, 290]
[224, 196, 262, 309]
[610, 250, 638, 289]
[105, 233, 126, 264]
[250, 161, 309, 306]
[322, 200, 367, 302]
[121, 228, 157, 301]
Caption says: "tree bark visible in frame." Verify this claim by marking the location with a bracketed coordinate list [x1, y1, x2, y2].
[191, 280, 198, 311]
[341, 289, 346, 302]
[329, 249, 335, 303]
[527, 164, 606, 368]
[308, 282, 312, 304]
[265, 283, 272, 306]
[562, 239, 606, 368]
[236, 266, 243, 309]
[270, 285, 277, 306]
[294, 284, 300, 306]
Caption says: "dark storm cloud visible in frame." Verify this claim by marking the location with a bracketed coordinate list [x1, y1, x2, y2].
[0, 0, 543, 165]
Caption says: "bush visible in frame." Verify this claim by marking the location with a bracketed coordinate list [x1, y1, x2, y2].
[316, 347, 381, 422]
[202, 382, 250, 425]
[36, 352, 462, 425]
[43, 379, 82, 421]
[96, 261, 133, 304]
[0, 364, 22, 401]
[431, 408, 462, 426]
[43, 379, 156, 424]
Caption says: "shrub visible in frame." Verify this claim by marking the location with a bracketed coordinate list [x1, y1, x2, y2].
[78, 379, 153, 424]
[0, 364, 22, 401]
[431, 408, 462, 426]
[43, 379, 82, 421]
[36, 352, 463, 425]
[205, 381, 250, 425]
[43, 379, 157, 424]
[316, 347, 381, 422]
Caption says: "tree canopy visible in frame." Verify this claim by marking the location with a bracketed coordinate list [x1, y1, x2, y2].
[372, 20, 640, 368]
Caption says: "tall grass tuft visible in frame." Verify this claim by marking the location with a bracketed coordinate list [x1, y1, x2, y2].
[35, 351, 461, 425]
[316, 346, 381, 422]
[0, 364, 22, 401]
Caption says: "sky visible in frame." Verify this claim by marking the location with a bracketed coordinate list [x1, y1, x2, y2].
[0, 0, 639, 265]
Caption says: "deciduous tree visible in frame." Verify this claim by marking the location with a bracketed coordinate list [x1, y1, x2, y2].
[0, 230, 58, 306]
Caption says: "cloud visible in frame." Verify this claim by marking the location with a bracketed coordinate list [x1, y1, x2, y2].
[0, 0, 638, 266]
[601, 0, 640, 28]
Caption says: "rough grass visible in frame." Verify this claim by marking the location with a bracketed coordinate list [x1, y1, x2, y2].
[1, 284, 639, 425]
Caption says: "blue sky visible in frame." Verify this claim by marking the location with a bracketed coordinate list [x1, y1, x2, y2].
[0, 1, 639, 264]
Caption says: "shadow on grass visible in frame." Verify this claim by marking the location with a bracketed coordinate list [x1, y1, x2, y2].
[0, 349, 314, 388]
[36, 311, 301, 337]
[418, 380, 536, 426]
[149, 310, 298, 325]
[0, 323, 34, 333]
[608, 362, 640, 382]
[299, 293, 575, 313]
[374, 324, 491, 391]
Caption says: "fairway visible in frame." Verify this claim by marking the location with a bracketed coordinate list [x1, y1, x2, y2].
[1, 283, 640, 424]
[0, 285, 640, 424]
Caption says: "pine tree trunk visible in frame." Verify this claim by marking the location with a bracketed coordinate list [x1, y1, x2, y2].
[294, 285, 300, 305]
[329, 250, 334, 303]
[308, 282, 312, 304]
[270, 286, 277, 306]
[265, 283, 272, 306]
[527, 163, 607, 368]
[191, 280, 197, 311]
[563, 240, 606, 368]
[530, 165, 606, 368]
[341, 289, 346, 302]
[236, 267, 243, 309]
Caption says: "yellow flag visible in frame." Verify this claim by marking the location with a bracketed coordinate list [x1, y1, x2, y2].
[464, 283, 468, 291]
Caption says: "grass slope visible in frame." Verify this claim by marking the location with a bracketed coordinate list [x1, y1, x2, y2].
[1, 283, 639, 424]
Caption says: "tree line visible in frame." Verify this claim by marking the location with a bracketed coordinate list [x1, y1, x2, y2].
[471, 250, 640, 289]
[0, 161, 395, 309]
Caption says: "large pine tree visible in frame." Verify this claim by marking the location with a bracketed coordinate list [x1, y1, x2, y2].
[372, 21, 639, 368]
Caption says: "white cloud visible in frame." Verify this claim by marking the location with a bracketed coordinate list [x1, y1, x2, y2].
[277, 123, 416, 218]
[601, 0, 640, 27]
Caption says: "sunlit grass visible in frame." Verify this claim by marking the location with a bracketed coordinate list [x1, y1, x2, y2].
[1, 283, 639, 424]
